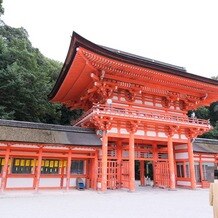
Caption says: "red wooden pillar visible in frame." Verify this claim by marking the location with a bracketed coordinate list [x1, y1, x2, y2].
[152, 143, 158, 186]
[167, 136, 176, 189]
[129, 132, 135, 192]
[60, 161, 65, 189]
[0, 145, 10, 192]
[183, 161, 187, 178]
[199, 154, 204, 183]
[93, 150, 98, 190]
[90, 159, 95, 189]
[187, 138, 196, 189]
[66, 149, 72, 190]
[85, 160, 89, 189]
[34, 146, 43, 192]
[101, 131, 108, 192]
[140, 160, 145, 186]
[117, 140, 122, 188]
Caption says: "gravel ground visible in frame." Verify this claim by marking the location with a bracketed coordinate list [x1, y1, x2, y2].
[0, 186, 213, 218]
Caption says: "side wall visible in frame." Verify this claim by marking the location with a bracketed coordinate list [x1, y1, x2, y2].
[0, 142, 98, 190]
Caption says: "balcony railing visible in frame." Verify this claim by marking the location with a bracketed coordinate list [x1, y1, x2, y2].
[72, 104, 210, 127]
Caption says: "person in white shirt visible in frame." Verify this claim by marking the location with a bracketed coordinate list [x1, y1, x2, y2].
[209, 169, 218, 218]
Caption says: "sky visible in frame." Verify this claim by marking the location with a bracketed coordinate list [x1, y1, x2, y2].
[2, 0, 218, 79]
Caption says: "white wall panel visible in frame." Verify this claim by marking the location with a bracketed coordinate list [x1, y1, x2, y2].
[176, 181, 191, 186]
[175, 152, 188, 159]
[7, 178, 33, 188]
[39, 178, 60, 187]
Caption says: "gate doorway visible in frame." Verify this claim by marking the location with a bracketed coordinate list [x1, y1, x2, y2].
[135, 160, 153, 186]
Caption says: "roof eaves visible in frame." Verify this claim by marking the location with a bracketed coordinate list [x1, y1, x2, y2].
[48, 32, 218, 100]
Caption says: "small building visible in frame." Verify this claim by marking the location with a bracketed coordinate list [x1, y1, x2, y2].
[0, 32, 218, 191]
[193, 138, 218, 187]
[0, 119, 101, 190]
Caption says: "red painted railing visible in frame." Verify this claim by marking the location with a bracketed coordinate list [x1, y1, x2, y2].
[73, 105, 210, 127]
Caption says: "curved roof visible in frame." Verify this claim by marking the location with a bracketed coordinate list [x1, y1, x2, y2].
[49, 32, 218, 100]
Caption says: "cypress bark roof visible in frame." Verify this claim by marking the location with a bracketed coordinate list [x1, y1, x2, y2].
[0, 119, 101, 146]
[48, 32, 218, 100]
[0, 119, 218, 152]
[193, 138, 218, 153]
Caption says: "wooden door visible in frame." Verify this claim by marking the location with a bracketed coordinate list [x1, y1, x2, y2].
[155, 161, 170, 188]
[120, 160, 129, 188]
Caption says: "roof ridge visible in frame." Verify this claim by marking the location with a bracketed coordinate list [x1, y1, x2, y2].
[0, 119, 95, 133]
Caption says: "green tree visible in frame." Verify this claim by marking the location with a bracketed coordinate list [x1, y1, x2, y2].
[0, 0, 4, 17]
[0, 23, 76, 124]
[193, 76, 218, 139]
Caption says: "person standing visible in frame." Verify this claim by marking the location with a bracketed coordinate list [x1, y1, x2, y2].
[209, 170, 218, 218]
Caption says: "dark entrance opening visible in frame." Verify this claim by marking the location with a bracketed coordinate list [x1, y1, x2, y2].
[135, 160, 153, 185]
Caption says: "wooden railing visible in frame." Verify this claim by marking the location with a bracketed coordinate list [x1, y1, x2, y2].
[72, 104, 210, 127]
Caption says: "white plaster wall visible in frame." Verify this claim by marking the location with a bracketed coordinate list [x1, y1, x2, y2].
[135, 100, 142, 104]
[7, 178, 33, 188]
[155, 103, 162, 107]
[176, 181, 191, 186]
[108, 128, 118, 134]
[112, 96, 118, 100]
[145, 102, 153, 106]
[201, 158, 215, 162]
[39, 178, 61, 187]
[120, 129, 128, 134]
[147, 131, 156, 137]
[97, 182, 101, 189]
[175, 152, 188, 159]
[174, 144, 187, 150]
[180, 134, 187, 139]
[63, 178, 66, 187]
[135, 130, 144, 136]
[70, 178, 85, 187]
[172, 134, 179, 139]
[158, 132, 167, 138]
[43, 146, 68, 150]
[159, 154, 168, 159]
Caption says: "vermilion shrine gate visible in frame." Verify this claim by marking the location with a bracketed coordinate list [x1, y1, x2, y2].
[48, 32, 218, 191]
[0, 33, 217, 192]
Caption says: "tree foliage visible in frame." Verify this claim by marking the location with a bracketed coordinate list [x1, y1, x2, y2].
[0, 0, 4, 17]
[193, 103, 218, 139]
[192, 77, 218, 139]
[0, 23, 80, 124]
